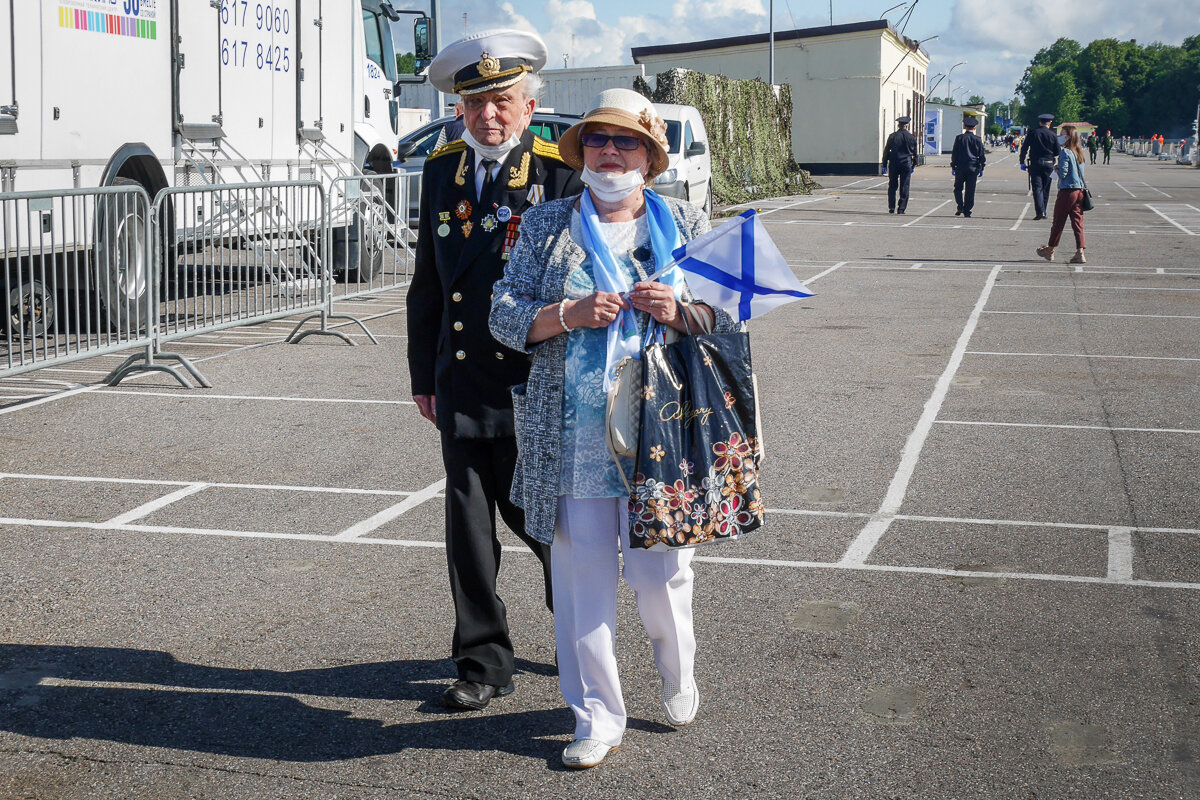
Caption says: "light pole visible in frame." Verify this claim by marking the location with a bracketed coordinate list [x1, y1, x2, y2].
[879, 2, 907, 19]
[925, 60, 963, 100]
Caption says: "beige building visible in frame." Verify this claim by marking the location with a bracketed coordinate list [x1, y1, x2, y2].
[632, 20, 929, 174]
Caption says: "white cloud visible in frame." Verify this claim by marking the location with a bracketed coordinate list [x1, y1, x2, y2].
[925, 0, 1193, 101]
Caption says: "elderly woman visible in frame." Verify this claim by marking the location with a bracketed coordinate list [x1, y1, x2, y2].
[489, 89, 736, 769]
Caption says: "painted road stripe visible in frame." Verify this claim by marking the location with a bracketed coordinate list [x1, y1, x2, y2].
[840, 265, 1003, 565]
[1010, 203, 1030, 231]
[94, 389, 417, 405]
[984, 310, 1200, 320]
[100, 483, 211, 526]
[4, 515, 1197, 591]
[937, 420, 1200, 435]
[804, 261, 848, 284]
[1107, 527, 1134, 581]
[967, 351, 1200, 362]
[1146, 204, 1196, 235]
[333, 478, 445, 540]
[902, 199, 952, 227]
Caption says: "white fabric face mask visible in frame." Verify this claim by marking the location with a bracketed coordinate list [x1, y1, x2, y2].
[582, 166, 647, 203]
[461, 126, 522, 162]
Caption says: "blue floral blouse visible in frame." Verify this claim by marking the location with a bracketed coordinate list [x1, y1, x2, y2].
[559, 212, 645, 497]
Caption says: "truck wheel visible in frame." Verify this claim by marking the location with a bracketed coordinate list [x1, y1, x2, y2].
[5, 278, 56, 339]
[704, 184, 713, 218]
[94, 177, 150, 330]
[333, 170, 387, 283]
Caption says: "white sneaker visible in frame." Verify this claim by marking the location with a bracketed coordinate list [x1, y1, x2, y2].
[562, 738, 618, 769]
[661, 679, 700, 726]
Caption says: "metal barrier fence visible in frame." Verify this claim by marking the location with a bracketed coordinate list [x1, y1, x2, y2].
[2, 172, 422, 391]
[287, 170, 419, 343]
[2, 185, 159, 381]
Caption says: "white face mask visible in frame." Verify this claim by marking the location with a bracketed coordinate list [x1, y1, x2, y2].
[461, 126, 522, 162]
[582, 165, 647, 203]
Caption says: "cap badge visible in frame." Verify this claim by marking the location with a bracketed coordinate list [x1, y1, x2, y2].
[478, 52, 501, 78]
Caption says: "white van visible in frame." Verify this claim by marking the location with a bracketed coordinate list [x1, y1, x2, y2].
[651, 104, 713, 216]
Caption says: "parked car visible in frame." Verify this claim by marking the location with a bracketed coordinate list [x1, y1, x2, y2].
[650, 104, 713, 216]
[393, 112, 582, 222]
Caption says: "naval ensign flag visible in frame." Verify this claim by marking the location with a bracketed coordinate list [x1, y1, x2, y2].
[654, 209, 812, 322]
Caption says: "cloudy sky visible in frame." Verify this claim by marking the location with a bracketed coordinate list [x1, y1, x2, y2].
[394, 0, 1191, 104]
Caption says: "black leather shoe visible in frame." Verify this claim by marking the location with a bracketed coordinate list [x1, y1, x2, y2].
[955, 209, 963, 216]
[963, 212, 972, 217]
[442, 679, 515, 710]
[888, 208, 895, 214]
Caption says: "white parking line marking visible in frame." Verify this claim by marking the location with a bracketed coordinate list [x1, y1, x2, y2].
[0, 385, 102, 416]
[910, 263, 923, 270]
[1146, 204, 1196, 235]
[996, 284, 1200, 292]
[1113, 182, 1137, 198]
[0, 471, 425, 497]
[1107, 527, 1134, 581]
[756, 196, 833, 216]
[1139, 182, 1171, 198]
[902, 199, 952, 227]
[333, 478, 445, 540]
[3, 515, 1197, 591]
[804, 261, 847, 284]
[94, 389, 417, 406]
[984, 310, 1200, 320]
[937, 420, 1200, 435]
[1010, 203, 1030, 231]
[841, 265, 1003, 566]
[968, 351, 1200, 362]
[100, 484, 211, 527]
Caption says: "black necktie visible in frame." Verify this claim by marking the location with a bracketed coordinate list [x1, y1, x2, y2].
[479, 159, 497, 201]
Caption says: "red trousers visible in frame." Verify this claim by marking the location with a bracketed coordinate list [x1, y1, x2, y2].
[1049, 189, 1086, 249]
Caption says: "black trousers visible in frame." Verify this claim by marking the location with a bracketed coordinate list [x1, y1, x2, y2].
[440, 432, 552, 687]
[887, 166, 912, 212]
[1029, 165, 1055, 217]
[954, 171, 978, 214]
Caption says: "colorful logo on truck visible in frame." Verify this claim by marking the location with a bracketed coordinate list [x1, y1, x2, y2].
[58, 0, 157, 40]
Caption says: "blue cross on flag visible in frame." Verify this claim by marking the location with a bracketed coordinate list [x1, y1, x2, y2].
[662, 209, 813, 322]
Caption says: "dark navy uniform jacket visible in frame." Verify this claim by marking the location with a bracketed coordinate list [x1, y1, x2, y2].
[882, 128, 919, 170]
[1020, 126, 1061, 166]
[406, 128, 583, 438]
[951, 132, 986, 174]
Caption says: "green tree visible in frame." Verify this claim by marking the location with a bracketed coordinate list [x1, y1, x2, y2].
[967, 94, 986, 105]
[986, 123, 1002, 136]
[396, 51, 416, 75]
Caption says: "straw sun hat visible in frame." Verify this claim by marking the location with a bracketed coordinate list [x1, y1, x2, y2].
[558, 88, 671, 180]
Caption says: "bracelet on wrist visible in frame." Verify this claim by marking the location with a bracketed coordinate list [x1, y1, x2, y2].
[557, 299, 571, 333]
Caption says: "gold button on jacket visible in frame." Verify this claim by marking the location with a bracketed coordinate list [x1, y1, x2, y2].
[452, 292, 463, 302]
[453, 321, 463, 331]
[455, 350, 466, 360]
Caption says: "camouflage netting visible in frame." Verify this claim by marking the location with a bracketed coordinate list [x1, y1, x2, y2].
[634, 68, 817, 207]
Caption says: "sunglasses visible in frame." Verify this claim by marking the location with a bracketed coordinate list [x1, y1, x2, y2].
[579, 132, 644, 151]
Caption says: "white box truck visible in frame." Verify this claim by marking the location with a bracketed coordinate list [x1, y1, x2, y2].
[1, 0, 417, 326]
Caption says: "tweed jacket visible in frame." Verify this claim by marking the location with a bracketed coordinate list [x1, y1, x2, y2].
[489, 193, 739, 544]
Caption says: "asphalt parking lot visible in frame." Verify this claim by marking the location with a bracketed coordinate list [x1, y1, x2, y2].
[2, 151, 1199, 799]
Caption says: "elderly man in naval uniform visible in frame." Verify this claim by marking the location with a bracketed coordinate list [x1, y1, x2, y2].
[406, 28, 583, 711]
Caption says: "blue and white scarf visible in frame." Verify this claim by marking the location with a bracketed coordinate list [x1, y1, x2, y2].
[578, 188, 685, 391]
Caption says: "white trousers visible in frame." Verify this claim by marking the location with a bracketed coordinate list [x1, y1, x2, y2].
[553, 496, 696, 747]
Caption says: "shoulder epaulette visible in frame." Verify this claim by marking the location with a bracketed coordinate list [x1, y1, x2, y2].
[428, 139, 467, 161]
[532, 137, 567, 163]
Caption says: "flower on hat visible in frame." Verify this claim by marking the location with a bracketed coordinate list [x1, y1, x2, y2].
[638, 108, 668, 147]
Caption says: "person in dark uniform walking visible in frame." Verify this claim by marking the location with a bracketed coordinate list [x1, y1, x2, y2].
[1020, 113, 1060, 220]
[1102, 130, 1114, 164]
[882, 116, 918, 214]
[407, 28, 584, 712]
[951, 116, 986, 217]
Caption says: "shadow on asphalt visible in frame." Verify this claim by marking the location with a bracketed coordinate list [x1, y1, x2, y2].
[0, 644, 654, 764]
